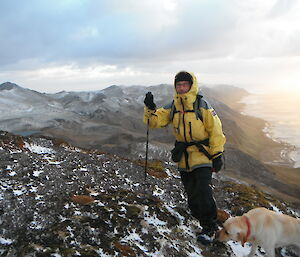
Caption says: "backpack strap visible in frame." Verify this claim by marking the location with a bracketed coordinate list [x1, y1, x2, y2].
[169, 95, 204, 122]
[168, 100, 176, 121]
[194, 94, 203, 122]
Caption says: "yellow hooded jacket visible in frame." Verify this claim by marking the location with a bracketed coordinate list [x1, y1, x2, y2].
[143, 72, 226, 172]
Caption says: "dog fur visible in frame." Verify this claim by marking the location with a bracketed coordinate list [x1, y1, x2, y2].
[216, 207, 300, 257]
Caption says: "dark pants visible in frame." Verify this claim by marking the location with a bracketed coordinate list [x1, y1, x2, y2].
[180, 167, 217, 229]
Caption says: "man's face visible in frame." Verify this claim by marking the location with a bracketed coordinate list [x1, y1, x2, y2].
[175, 81, 191, 94]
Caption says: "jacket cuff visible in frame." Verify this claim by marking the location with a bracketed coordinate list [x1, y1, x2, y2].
[144, 106, 156, 118]
[211, 152, 223, 159]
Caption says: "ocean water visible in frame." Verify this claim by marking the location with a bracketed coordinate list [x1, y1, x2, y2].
[240, 92, 300, 168]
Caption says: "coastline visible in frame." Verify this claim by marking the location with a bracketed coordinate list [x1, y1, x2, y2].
[234, 95, 300, 205]
[260, 123, 297, 168]
[238, 95, 299, 169]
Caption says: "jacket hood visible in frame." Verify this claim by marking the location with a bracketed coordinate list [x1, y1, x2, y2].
[174, 71, 199, 110]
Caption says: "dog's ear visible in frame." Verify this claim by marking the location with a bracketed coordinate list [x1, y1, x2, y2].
[237, 232, 247, 247]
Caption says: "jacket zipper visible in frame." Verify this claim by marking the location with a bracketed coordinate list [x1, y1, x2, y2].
[181, 98, 189, 170]
[189, 122, 193, 141]
[180, 98, 187, 142]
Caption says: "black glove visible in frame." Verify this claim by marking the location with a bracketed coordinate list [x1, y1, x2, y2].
[144, 92, 156, 110]
[212, 156, 223, 172]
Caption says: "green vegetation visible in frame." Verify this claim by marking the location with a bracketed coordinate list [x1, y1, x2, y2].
[135, 159, 168, 178]
[221, 181, 290, 216]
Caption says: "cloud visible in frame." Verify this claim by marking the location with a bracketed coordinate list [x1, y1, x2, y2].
[0, 0, 300, 92]
[0, 0, 238, 67]
[1, 63, 174, 93]
[268, 0, 298, 17]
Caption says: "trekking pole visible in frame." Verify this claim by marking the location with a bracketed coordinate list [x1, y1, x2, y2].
[144, 119, 150, 195]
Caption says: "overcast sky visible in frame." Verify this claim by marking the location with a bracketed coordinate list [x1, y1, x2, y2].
[0, 0, 299, 93]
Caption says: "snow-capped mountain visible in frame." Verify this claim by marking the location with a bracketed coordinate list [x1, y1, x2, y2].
[0, 82, 79, 132]
[0, 81, 246, 148]
[0, 82, 175, 152]
[0, 82, 56, 115]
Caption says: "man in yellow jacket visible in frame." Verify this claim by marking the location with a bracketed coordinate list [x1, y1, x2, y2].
[143, 71, 226, 245]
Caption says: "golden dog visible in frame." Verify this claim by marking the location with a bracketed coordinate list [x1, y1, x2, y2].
[216, 207, 300, 257]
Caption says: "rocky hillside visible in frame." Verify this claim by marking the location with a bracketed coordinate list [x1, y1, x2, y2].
[0, 131, 299, 257]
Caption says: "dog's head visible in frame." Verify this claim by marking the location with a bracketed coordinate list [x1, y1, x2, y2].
[216, 216, 249, 246]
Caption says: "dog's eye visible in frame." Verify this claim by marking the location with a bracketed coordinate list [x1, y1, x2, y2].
[224, 230, 229, 235]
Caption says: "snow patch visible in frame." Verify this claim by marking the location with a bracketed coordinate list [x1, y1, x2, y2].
[96, 201, 105, 207]
[29, 221, 44, 230]
[29, 186, 38, 193]
[121, 229, 143, 243]
[95, 248, 112, 257]
[187, 242, 203, 256]
[228, 241, 265, 257]
[51, 254, 62, 257]
[33, 170, 44, 177]
[8, 171, 17, 176]
[24, 142, 55, 154]
[153, 185, 165, 196]
[35, 195, 43, 200]
[9, 149, 22, 154]
[144, 212, 167, 226]
[13, 189, 25, 196]
[47, 160, 63, 165]
[0, 237, 13, 245]
[270, 204, 283, 213]
[164, 204, 185, 224]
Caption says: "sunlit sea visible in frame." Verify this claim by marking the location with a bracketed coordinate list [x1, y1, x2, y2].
[240, 92, 300, 168]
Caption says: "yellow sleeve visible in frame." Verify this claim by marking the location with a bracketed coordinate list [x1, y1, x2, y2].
[202, 107, 226, 158]
[143, 106, 171, 128]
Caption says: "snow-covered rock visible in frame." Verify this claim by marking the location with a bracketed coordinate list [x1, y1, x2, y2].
[0, 131, 299, 257]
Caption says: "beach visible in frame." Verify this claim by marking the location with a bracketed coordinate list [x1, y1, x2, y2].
[240, 92, 300, 168]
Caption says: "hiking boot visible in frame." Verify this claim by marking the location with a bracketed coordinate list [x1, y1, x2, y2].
[197, 227, 216, 245]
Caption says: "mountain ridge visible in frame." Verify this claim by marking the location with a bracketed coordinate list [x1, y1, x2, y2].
[0, 82, 299, 206]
